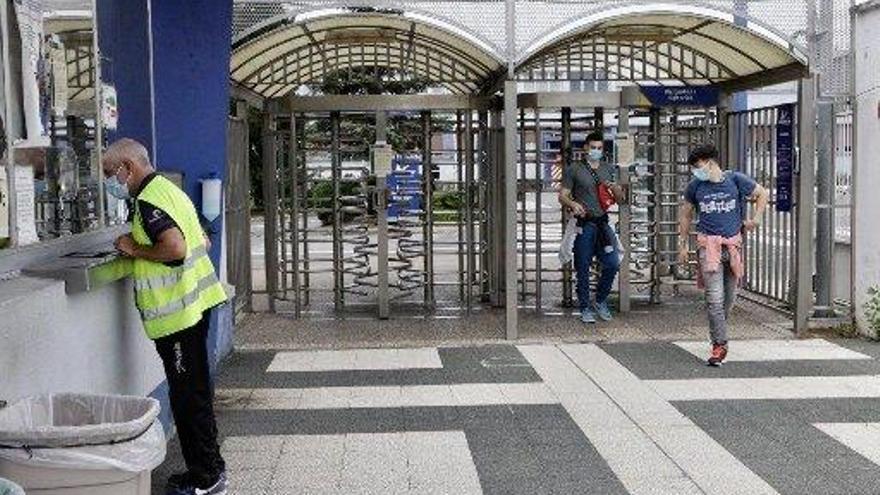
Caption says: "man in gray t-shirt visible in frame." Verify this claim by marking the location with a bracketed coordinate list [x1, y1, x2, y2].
[558, 131, 626, 325]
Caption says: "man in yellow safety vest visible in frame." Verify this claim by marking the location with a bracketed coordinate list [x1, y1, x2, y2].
[103, 138, 227, 495]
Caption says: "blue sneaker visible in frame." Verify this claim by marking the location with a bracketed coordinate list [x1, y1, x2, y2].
[167, 472, 227, 495]
[580, 308, 596, 324]
[594, 301, 613, 322]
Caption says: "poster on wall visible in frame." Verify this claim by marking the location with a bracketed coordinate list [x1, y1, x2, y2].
[101, 84, 118, 130]
[13, 165, 37, 245]
[775, 103, 795, 213]
[13, 0, 48, 143]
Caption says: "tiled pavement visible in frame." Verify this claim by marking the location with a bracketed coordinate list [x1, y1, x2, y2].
[152, 338, 880, 495]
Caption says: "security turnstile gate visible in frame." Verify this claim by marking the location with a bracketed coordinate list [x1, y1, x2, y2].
[260, 98, 496, 318]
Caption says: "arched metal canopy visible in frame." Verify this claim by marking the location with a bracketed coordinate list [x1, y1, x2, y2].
[516, 6, 808, 92]
[231, 10, 507, 97]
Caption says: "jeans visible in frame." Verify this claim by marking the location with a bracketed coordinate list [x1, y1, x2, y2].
[573, 222, 620, 310]
[699, 247, 737, 344]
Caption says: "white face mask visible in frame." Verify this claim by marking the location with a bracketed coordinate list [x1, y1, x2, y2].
[588, 149, 603, 162]
[104, 174, 130, 200]
[692, 167, 710, 182]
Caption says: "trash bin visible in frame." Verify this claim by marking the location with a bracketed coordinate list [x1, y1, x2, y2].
[0, 393, 166, 495]
[0, 478, 24, 495]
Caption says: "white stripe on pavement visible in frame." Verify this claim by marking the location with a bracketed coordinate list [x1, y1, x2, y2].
[674, 339, 871, 362]
[267, 348, 443, 372]
[517, 344, 704, 495]
[647, 375, 880, 401]
[813, 423, 880, 467]
[555, 343, 779, 495]
[218, 382, 559, 410]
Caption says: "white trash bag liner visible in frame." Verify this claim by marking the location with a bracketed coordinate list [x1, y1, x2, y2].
[0, 393, 165, 472]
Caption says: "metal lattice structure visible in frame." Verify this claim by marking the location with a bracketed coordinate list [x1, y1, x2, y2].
[230, 0, 844, 100]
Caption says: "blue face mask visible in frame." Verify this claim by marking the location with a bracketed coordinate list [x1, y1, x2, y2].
[104, 176, 129, 200]
[588, 149, 603, 162]
[692, 168, 710, 182]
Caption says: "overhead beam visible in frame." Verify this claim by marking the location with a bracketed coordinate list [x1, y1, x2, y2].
[517, 91, 622, 109]
[230, 80, 265, 110]
[716, 62, 808, 94]
[266, 94, 494, 113]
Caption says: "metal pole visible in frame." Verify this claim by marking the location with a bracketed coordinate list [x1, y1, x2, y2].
[422, 110, 435, 307]
[650, 108, 662, 304]
[618, 108, 631, 312]
[492, 110, 505, 308]
[464, 110, 475, 313]
[479, 110, 490, 300]
[561, 107, 574, 307]
[376, 111, 389, 319]
[331, 111, 343, 311]
[795, 77, 817, 334]
[262, 114, 279, 312]
[534, 108, 543, 311]
[504, 0, 517, 339]
[290, 112, 302, 318]
[814, 97, 835, 317]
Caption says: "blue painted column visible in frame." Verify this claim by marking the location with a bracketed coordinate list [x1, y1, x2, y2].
[149, 0, 235, 368]
[96, 0, 235, 375]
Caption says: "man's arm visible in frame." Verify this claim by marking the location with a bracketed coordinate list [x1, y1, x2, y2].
[677, 201, 694, 265]
[116, 228, 187, 263]
[744, 184, 770, 230]
[558, 187, 586, 217]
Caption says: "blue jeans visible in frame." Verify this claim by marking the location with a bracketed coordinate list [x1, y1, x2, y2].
[573, 222, 620, 311]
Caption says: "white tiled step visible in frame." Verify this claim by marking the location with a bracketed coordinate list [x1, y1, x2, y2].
[647, 375, 880, 401]
[674, 339, 871, 362]
[267, 348, 444, 372]
[218, 382, 558, 410]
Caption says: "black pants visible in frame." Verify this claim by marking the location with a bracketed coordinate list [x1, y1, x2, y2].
[154, 311, 225, 486]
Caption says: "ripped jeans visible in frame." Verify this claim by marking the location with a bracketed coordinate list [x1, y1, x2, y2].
[699, 247, 737, 345]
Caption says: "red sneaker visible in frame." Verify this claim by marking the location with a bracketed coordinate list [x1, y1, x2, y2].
[707, 343, 728, 367]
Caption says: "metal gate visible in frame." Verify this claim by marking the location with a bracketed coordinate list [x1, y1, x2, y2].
[262, 105, 493, 318]
[728, 105, 798, 307]
[225, 115, 252, 315]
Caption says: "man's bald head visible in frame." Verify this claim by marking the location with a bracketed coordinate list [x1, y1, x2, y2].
[102, 138, 155, 194]
[102, 138, 152, 175]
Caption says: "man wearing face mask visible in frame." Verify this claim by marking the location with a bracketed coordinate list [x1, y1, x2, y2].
[102, 138, 228, 495]
[678, 144, 769, 366]
[558, 131, 626, 324]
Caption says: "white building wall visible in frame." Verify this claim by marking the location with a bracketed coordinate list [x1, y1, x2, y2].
[852, 1, 880, 336]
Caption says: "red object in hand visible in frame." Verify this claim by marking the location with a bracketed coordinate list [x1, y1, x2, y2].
[597, 182, 616, 211]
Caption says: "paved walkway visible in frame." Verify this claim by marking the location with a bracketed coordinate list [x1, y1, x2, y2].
[153, 337, 880, 494]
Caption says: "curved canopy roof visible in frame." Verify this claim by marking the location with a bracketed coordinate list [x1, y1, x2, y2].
[516, 6, 808, 90]
[231, 10, 507, 97]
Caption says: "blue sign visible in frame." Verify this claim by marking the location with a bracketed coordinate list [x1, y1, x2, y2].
[776, 103, 795, 212]
[640, 86, 720, 107]
[386, 156, 423, 220]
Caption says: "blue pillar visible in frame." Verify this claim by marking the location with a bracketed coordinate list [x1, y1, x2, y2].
[95, 0, 235, 371]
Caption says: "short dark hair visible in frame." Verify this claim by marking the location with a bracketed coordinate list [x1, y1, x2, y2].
[687, 143, 719, 167]
[585, 131, 604, 145]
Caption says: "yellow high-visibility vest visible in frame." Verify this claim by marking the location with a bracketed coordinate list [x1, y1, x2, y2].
[131, 175, 226, 339]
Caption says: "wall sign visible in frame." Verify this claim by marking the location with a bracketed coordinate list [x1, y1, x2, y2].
[101, 84, 119, 130]
[640, 86, 720, 107]
[776, 103, 795, 213]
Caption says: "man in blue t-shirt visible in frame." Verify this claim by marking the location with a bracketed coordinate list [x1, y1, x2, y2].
[678, 144, 769, 366]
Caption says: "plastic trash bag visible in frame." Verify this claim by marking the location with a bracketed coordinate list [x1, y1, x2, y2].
[0, 478, 24, 495]
[0, 394, 165, 472]
[558, 217, 580, 265]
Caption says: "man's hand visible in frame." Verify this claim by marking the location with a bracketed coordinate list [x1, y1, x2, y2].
[743, 218, 761, 231]
[114, 234, 138, 257]
[570, 203, 587, 218]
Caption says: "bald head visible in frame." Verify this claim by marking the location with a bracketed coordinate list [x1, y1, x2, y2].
[102, 138, 154, 194]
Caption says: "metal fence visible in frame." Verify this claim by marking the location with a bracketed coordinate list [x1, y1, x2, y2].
[226, 116, 253, 315]
[728, 105, 798, 307]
